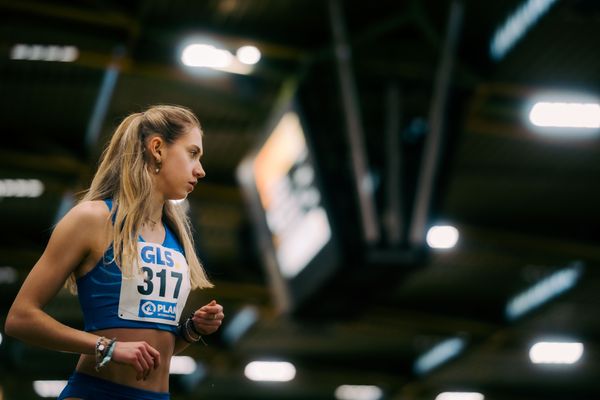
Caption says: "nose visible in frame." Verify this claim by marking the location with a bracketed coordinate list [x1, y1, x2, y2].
[194, 162, 206, 179]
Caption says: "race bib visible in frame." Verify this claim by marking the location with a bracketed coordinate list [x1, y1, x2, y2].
[118, 242, 191, 326]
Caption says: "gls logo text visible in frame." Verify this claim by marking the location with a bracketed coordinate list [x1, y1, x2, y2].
[140, 245, 174, 267]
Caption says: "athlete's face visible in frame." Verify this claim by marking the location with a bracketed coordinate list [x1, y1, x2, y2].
[156, 126, 205, 200]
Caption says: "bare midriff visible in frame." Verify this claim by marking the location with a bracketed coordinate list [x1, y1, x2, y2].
[76, 328, 175, 393]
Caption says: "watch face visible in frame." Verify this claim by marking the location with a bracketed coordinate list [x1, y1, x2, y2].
[98, 344, 105, 352]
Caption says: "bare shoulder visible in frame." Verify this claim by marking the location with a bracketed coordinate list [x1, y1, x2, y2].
[71, 199, 110, 216]
[64, 200, 110, 225]
[54, 200, 112, 243]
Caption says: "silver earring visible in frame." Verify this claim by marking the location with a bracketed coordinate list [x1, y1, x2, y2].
[155, 160, 161, 174]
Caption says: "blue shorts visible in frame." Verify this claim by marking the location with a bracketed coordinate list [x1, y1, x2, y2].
[58, 371, 170, 400]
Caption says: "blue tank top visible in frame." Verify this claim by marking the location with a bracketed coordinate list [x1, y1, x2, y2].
[76, 199, 191, 334]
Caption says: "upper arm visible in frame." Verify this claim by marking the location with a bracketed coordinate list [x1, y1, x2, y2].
[10, 200, 110, 311]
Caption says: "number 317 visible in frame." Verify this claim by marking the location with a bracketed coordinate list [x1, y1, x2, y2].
[137, 267, 183, 298]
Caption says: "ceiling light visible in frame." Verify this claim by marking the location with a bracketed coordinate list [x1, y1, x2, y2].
[0, 179, 44, 198]
[435, 392, 484, 400]
[426, 225, 459, 249]
[506, 261, 583, 320]
[236, 45, 261, 65]
[33, 381, 68, 398]
[244, 361, 296, 382]
[222, 306, 258, 345]
[335, 385, 383, 400]
[11, 44, 78, 62]
[169, 356, 197, 375]
[490, 0, 559, 61]
[180, 41, 253, 75]
[414, 337, 466, 375]
[529, 102, 600, 128]
[182, 44, 233, 68]
[0, 266, 18, 284]
[529, 341, 584, 364]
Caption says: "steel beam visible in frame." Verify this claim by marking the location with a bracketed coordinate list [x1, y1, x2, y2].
[409, 1, 463, 247]
[328, 0, 380, 245]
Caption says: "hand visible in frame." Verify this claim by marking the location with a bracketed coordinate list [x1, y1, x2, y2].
[111, 341, 161, 381]
[191, 300, 224, 335]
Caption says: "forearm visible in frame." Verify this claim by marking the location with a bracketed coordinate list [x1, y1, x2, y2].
[5, 307, 97, 355]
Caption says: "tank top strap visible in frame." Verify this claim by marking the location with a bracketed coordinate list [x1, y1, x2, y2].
[103, 198, 117, 224]
[163, 223, 186, 255]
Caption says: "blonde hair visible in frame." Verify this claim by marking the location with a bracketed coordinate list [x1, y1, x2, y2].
[66, 104, 213, 293]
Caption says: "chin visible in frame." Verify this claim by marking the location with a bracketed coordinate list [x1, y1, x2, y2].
[166, 193, 187, 202]
[168, 197, 187, 204]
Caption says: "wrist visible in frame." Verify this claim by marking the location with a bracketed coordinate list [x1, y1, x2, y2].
[95, 336, 117, 371]
[178, 316, 207, 346]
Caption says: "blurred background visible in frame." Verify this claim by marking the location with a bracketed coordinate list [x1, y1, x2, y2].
[1, 0, 599, 399]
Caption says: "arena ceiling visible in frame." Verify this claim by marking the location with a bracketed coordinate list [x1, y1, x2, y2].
[1, 0, 599, 399]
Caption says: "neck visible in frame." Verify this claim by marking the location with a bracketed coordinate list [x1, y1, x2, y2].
[147, 192, 166, 225]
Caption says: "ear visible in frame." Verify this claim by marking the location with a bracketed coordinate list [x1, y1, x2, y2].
[148, 136, 164, 160]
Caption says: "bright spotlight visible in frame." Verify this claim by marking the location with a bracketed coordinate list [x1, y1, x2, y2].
[529, 102, 600, 129]
[169, 356, 197, 375]
[426, 225, 459, 249]
[236, 45, 261, 65]
[335, 384, 383, 400]
[33, 381, 68, 398]
[435, 392, 484, 400]
[529, 341, 584, 364]
[244, 361, 296, 382]
[181, 44, 233, 68]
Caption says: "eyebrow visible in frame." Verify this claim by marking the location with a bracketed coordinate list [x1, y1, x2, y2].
[190, 144, 203, 156]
